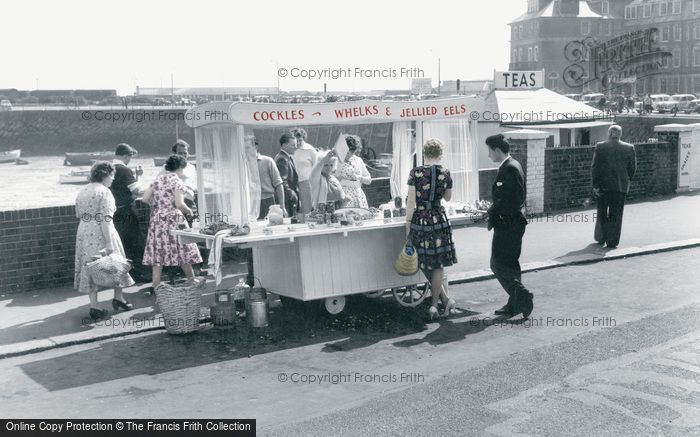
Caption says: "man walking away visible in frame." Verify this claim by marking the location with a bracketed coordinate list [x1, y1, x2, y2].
[591, 125, 636, 249]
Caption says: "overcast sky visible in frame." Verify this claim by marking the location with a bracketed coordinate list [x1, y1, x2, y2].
[3, 0, 525, 95]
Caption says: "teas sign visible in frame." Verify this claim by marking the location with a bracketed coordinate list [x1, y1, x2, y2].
[494, 70, 544, 90]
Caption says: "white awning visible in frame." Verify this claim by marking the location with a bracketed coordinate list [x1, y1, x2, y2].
[495, 88, 613, 126]
[503, 120, 613, 129]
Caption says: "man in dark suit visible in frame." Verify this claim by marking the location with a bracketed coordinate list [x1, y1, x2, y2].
[111, 143, 151, 282]
[591, 125, 636, 248]
[274, 132, 299, 217]
[485, 134, 533, 319]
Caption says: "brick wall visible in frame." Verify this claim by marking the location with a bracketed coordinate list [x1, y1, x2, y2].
[616, 116, 698, 144]
[0, 206, 79, 293]
[544, 142, 677, 210]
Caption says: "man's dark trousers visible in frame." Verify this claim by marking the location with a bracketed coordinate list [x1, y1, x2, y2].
[490, 221, 530, 309]
[595, 191, 626, 247]
[114, 205, 150, 281]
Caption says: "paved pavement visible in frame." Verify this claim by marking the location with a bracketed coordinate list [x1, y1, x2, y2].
[0, 193, 698, 359]
[0, 246, 698, 436]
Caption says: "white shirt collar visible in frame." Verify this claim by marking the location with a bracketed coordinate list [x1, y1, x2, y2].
[113, 158, 127, 166]
[499, 155, 511, 169]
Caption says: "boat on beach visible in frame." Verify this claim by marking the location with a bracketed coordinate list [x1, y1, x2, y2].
[0, 149, 21, 163]
[153, 156, 196, 166]
[59, 169, 91, 185]
[64, 151, 113, 166]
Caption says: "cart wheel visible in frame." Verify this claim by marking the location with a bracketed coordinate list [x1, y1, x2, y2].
[393, 283, 430, 307]
[63, 159, 69, 166]
[363, 289, 386, 299]
[324, 296, 346, 315]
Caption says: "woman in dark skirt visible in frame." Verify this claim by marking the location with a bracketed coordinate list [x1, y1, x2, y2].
[405, 138, 457, 319]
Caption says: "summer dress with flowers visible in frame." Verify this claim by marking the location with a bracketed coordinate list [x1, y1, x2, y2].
[142, 173, 202, 266]
[74, 183, 134, 293]
[407, 165, 457, 270]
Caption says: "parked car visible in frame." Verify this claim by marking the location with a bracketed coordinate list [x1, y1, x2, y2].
[657, 94, 696, 113]
[0, 99, 12, 110]
[153, 98, 172, 106]
[683, 99, 700, 114]
[649, 94, 671, 112]
[581, 93, 604, 106]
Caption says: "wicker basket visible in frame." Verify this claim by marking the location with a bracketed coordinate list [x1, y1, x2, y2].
[155, 279, 206, 334]
[86, 253, 132, 288]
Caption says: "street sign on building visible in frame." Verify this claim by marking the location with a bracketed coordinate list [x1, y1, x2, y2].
[494, 70, 544, 90]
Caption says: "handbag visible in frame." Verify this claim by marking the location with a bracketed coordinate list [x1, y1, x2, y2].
[394, 238, 419, 276]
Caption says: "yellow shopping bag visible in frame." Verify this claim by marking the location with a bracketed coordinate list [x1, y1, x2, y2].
[394, 239, 419, 276]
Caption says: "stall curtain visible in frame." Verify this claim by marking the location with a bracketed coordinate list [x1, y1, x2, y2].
[195, 124, 261, 226]
[390, 121, 414, 203]
[418, 119, 479, 204]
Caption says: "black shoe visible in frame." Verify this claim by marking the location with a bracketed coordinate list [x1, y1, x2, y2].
[112, 299, 133, 312]
[606, 244, 618, 249]
[494, 304, 515, 316]
[521, 293, 534, 320]
[89, 307, 108, 320]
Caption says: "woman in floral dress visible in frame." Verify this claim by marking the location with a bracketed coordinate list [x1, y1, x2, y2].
[142, 155, 202, 290]
[405, 139, 457, 319]
[75, 162, 135, 320]
[335, 135, 371, 208]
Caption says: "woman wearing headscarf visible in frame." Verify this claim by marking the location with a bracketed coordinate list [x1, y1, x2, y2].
[334, 134, 371, 208]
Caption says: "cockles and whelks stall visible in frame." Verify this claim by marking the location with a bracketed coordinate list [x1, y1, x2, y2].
[173, 97, 488, 314]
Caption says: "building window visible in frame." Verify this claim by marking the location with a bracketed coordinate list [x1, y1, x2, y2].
[674, 24, 682, 41]
[694, 46, 700, 66]
[643, 4, 651, 17]
[695, 23, 700, 40]
[581, 21, 590, 35]
[673, 48, 681, 67]
[625, 6, 630, 19]
[602, 0, 609, 15]
[548, 73, 559, 90]
[519, 48, 523, 62]
[534, 46, 539, 62]
[519, 25, 524, 39]
[528, 0, 539, 13]
[685, 47, 690, 67]
[528, 47, 533, 62]
[659, 2, 667, 15]
[662, 26, 670, 42]
[607, 22, 612, 36]
[513, 49, 517, 62]
[694, 0, 700, 13]
[672, 0, 681, 14]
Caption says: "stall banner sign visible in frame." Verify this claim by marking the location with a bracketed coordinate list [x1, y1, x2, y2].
[185, 97, 488, 127]
[494, 70, 544, 90]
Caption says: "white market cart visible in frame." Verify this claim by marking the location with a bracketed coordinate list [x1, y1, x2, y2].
[173, 97, 488, 314]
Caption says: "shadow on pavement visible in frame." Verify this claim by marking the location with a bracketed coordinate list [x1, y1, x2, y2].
[18, 296, 487, 392]
[0, 287, 156, 346]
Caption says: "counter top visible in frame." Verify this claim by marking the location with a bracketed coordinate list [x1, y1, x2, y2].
[172, 212, 485, 247]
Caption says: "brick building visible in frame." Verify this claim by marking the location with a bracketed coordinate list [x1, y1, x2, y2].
[509, 0, 700, 95]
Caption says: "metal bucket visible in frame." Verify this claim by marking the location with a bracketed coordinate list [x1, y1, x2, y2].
[210, 290, 236, 326]
[245, 288, 269, 328]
